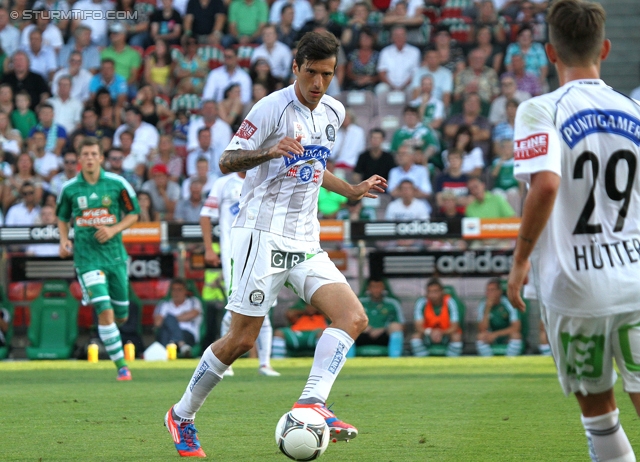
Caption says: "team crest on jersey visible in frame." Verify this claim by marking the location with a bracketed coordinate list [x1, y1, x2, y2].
[101, 195, 112, 206]
[325, 124, 335, 141]
[236, 119, 257, 139]
[249, 290, 265, 306]
[297, 165, 314, 184]
[77, 196, 88, 209]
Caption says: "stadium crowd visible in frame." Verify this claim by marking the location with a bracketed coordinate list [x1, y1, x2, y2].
[0, 0, 549, 230]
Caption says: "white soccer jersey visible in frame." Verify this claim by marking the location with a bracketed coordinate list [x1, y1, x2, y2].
[200, 173, 244, 284]
[514, 79, 640, 317]
[225, 84, 345, 242]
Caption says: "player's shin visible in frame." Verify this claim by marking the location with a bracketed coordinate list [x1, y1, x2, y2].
[257, 317, 274, 367]
[174, 347, 229, 421]
[297, 328, 354, 404]
[97, 319, 126, 369]
[582, 409, 635, 462]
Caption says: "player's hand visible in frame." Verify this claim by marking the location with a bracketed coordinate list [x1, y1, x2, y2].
[205, 247, 220, 267]
[59, 240, 73, 258]
[94, 225, 117, 244]
[350, 175, 387, 201]
[507, 259, 530, 312]
[268, 136, 304, 160]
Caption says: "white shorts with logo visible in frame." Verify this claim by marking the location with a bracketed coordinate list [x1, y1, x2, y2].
[226, 228, 349, 317]
[541, 304, 640, 396]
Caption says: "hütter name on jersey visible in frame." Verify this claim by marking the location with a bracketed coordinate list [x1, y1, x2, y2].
[574, 238, 640, 271]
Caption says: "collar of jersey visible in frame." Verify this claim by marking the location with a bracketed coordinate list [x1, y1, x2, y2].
[564, 79, 606, 88]
[77, 168, 105, 183]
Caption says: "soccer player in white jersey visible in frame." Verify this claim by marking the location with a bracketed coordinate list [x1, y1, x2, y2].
[508, 1, 640, 461]
[199, 171, 281, 377]
[164, 31, 386, 458]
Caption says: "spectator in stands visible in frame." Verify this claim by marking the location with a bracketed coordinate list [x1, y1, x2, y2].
[89, 59, 128, 108]
[173, 37, 208, 95]
[441, 126, 485, 177]
[333, 109, 366, 175]
[47, 76, 83, 135]
[488, 74, 530, 125]
[29, 103, 67, 156]
[432, 25, 465, 75]
[133, 84, 174, 129]
[142, 163, 180, 221]
[225, 0, 268, 47]
[376, 25, 421, 94]
[465, 176, 515, 218]
[20, 7, 63, 52]
[0, 84, 14, 115]
[69, 107, 114, 154]
[29, 129, 59, 183]
[144, 39, 175, 97]
[2, 51, 50, 110]
[101, 23, 142, 98]
[10, 91, 37, 140]
[22, 28, 58, 82]
[137, 191, 160, 222]
[5, 181, 41, 225]
[391, 106, 440, 164]
[490, 126, 521, 215]
[340, 2, 375, 54]
[297, 1, 343, 41]
[113, 105, 160, 169]
[0, 296, 11, 348]
[26, 204, 59, 256]
[52, 51, 92, 104]
[217, 84, 244, 132]
[244, 82, 269, 118]
[345, 27, 379, 91]
[187, 127, 218, 178]
[149, 134, 183, 183]
[410, 45, 453, 108]
[454, 48, 500, 104]
[353, 128, 396, 189]
[336, 198, 377, 221]
[186, 100, 233, 170]
[182, 157, 216, 199]
[274, 4, 298, 49]
[172, 109, 190, 147]
[174, 178, 205, 223]
[0, 110, 22, 157]
[153, 278, 203, 358]
[183, 0, 226, 45]
[203, 47, 252, 105]
[70, 0, 112, 48]
[434, 190, 466, 222]
[504, 25, 547, 86]
[514, 1, 547, 42]
[0, 8, 20, 58]
[272, 301, 328, 359]
[3, 153, 44, 211]
[385, 179, 430, 220]
[250, 25, 293, 81]
[472, 0, 508, 45]
[473, 26, 504, 76]
[50, 151, 77, 196]
[443, 93, 492, 160]
[105, 147, 142, 190]
[58, 26, 101, 73]
[150, 0, 183, 47]
[476, 278, 522, 357]
[388, 143, 432, 200]
[357, 278, 404, 357]
[435, 150, 470, 210]
[409, 74, 445, 130]
[249, 58, 282, 94]
[411, 278, 463, 357]
[116, 0, 154, 49]
[508, 53, 542, 97]
[492, 98, 517, 145]
[269, 0, 313, 32]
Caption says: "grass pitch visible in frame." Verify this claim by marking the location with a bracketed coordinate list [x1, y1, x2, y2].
[1, 357, 639, 461]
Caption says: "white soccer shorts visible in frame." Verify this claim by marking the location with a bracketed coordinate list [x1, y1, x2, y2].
[542, 305, 640, 396]
[226, 228, 348, 317]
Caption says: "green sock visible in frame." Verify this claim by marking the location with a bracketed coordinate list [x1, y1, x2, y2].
[98, 323, 127, 369]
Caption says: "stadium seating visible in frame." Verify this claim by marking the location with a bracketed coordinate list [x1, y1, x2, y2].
[26, 280, 79, 360]
[0, 285, 15, 359]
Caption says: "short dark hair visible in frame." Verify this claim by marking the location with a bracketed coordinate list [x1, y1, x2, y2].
[198, 127, 210, 136]
[101, 58, 115, 66]
[547, 0, 606, 66]
[171, 278, 188, 289]
[295, 30, 340, 69]
[38, 102, 53, 112]
[426, 278, 443, 290]
[281, 3, 292, 15]
[196, 157, 209, 164]
[79, 136, 102, 155]
[403, 105, 419, 115]
[370, 128, 385, 139]
[125, 105, 142, 117]
[453, 125, 474, 153]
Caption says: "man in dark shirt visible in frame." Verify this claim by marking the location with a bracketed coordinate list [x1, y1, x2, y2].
[1, 51, 50, 110]
[68, 107, 114, 153]
[297, 1, 342, 41]
[353, 128, 396, 193]
[183, 0, 226, 45]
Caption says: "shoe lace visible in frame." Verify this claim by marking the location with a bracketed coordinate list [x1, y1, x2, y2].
[180, 423, 199, 448]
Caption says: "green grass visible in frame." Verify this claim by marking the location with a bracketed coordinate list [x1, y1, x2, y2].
[1, 357, 639, 461]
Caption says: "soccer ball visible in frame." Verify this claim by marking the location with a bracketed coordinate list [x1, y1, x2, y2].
[275, 408, 330, 461]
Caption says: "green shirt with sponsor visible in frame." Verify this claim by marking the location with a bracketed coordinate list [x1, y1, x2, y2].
[56, 169, 140, 268]
[359, 295, 405, 329]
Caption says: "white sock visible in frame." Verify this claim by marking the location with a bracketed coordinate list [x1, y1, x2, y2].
[98, 323, 124, 363]
[298, 328, 354, 404]
[411, 337, 428, 357]
[506, 339, 523, 356]
[446, 341, 463, 357]
[582, 409, 635, 462]
[174, 347, 228, 420]
[257, 317, 273, 368]
[476, 341, 493, 356]
[272, 336, 287, 358]
[540, 343, 551, 356]
[220, 310, 232, 338]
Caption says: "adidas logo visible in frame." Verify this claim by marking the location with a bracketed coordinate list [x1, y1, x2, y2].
[90, 193, 98, 199]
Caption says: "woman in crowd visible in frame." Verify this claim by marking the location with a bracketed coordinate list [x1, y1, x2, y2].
[148, 134, 182, 183]
[144, 39, 175, 96]
[134, 84, 174, 129]
[474, 26, 504, 75]
[0, 111, 22, 157]
[3, 152, 44, 211]
[249, 58, 281, 94]
[94, 89, 120, 129]
[346, 27, 380, 91]
[441, 126, 485, 177]
[137, 191, 160, 222]
[217, 84, 244, 132]
[173, 37, 209, 94]
[505, 25, 548, 85]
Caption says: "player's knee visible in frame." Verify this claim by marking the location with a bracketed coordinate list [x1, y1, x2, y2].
[115, 317, 128, 326]
[353, 311, 369, 334]
[510, 331, 522, 340]
[274, 329, 284, 338]
[451, 331, 462, 342]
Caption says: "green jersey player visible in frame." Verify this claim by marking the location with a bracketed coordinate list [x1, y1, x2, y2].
[56, 137, 140, 380]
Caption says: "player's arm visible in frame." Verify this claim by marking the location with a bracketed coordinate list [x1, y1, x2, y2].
[200, 215, 220, 267]
[57, 219, 73, 258]
[94, 184, 140, 244]
[488, 320, 521, 341]
[219, 136, 301, 174]
[176, 298, 202, 322]
[322, 169, 387, 201]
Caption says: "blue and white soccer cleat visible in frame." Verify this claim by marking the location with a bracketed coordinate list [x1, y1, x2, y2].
[292, 402, 358, 442]
[165, 406, 206, 458]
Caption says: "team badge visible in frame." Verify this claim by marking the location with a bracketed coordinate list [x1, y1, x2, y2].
[325, 124, 335, 141]
[102, 195, 112, 206]
[249, 290, 265, 306]
[236, 119, 257, 139]
[297, 165, 314, 184]
[77, 196, 88, 209]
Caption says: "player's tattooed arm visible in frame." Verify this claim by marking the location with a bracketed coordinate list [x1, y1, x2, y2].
[219, 136, 303, 174]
